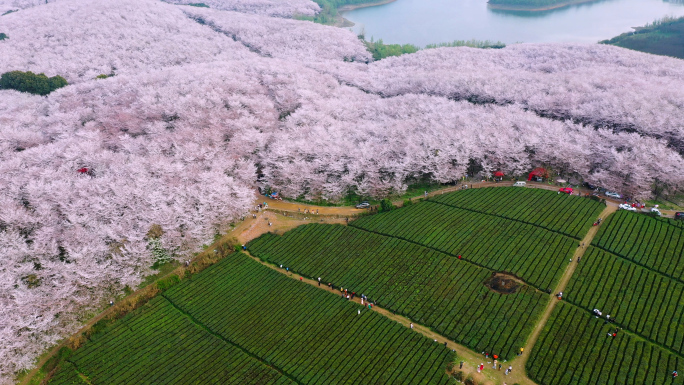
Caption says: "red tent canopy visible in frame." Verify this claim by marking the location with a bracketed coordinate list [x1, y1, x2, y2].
[528, 167, 549, 181]
[493, 171, 504, 177]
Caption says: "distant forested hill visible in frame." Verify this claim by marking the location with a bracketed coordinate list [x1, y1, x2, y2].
[487, 0, 581, 10]
[601, 16, 684, 59]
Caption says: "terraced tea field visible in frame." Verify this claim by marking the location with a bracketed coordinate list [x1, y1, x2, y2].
[249, 224, 548, 359]
[249, 188, 605, 361]
[528, 211, 684, 385]
[48, 253, 454, 385]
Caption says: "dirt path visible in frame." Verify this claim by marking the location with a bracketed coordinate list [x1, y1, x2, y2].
[512, 204, 618, 380]
[262, 181, 678, 219]
[254, 199, 361, 216]
[229, 208, 346, 245]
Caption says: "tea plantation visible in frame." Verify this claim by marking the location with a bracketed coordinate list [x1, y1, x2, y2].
[49, 253, 454, 385]
[528, 211, 684, 385]
[249, 224, 548, 359]
[249, 188, 604, 361]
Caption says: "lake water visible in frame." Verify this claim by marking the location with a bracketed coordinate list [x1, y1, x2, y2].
[342, 0, 684, 45]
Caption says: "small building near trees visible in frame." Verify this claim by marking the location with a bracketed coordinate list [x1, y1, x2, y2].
[527, 167, 549, 182]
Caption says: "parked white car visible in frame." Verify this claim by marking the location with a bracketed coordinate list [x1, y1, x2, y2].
[619, 204, 637, 212]
[605, 191, 622, 199]
[651, 208, 662, 216]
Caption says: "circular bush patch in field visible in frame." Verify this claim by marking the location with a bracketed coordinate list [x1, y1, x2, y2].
[484, 273, 521, 294]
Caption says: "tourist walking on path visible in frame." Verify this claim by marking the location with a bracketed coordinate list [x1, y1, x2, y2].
[410, 323, 413, 329]
[318, 277, 321, 286]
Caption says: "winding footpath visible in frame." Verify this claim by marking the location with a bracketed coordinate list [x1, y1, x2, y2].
[514, 204, 618, 384]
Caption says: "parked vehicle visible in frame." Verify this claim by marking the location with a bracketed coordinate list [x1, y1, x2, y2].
[651, 208, 662, 216]
[355, 202, 370, 209]
[675, 212, 684, 221]
[513, 181, 526, 187]
[559, 187, 573, 194]
[619, 204, 637, 212]
[583, 182, 598, 190]
[605, 191, 622, 199]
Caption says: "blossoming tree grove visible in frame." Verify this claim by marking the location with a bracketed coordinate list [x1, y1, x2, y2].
[0, 0, 683, 381]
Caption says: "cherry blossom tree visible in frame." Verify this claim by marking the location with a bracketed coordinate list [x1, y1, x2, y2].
[316, 44, 684, 154]
[0, 0, 256, 83]
[182, 6, 371, 62]
[166, 0, 320, 17]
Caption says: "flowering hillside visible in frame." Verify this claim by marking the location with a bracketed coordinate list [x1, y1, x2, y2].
[166, 0, 320, 17]
[0, 0, 683, 382]
[320, 44, 684, 155]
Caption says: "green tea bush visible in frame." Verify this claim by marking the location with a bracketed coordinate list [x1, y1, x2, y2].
[0, 70, 67, 95]
[156, 274, 180, 291]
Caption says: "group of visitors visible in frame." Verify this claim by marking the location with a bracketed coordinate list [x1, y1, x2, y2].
[593, 308, 615, 324]
[252, 203, 269, 218]
[297, 208, 319, 215]
[323, 281, 376, 308]
[476, 361, 513, 375]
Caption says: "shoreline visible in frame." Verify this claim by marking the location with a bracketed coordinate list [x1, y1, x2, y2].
[338, 0, 399, 13]
[487, 0, 598, 12]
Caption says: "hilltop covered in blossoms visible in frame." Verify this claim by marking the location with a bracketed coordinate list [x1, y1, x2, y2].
[0, 0, 683, 382]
